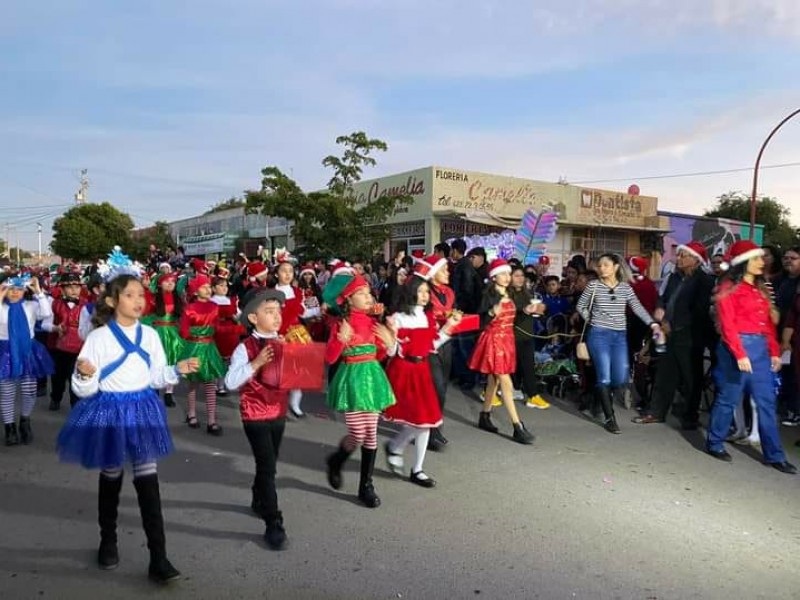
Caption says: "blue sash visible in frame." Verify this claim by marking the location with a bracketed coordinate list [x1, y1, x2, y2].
[100, 320, 151, 381]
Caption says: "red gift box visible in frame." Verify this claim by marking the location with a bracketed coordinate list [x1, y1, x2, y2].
[259, 341, 327, 391]
[448, 314, 480, 335]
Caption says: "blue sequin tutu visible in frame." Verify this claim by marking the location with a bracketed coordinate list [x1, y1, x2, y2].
[0, 339, 55, 379]
[57, 389, 174, 469]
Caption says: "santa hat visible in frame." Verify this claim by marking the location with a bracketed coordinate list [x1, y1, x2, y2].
[337, 274, 370, 305]
[413, 254, 448, 281]
[721, 240, 764, 272]
[191, 258, 208, 274]
[330, 260, 354, 277]
[158, 262, 172, 273]
[246, 261, 269, 282]
[488, 258, 511, 279]
[187, 275, 211, 297]
[676, 242, 708, 265]
[299, 262, 317, 279]
[156, 271, 178, 286]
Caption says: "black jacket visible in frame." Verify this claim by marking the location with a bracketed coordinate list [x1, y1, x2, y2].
[452, 257, 482, 314]
[660, 268, 714, 344]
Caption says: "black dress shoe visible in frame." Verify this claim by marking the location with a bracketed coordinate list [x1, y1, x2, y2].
[409, 470, 436, 488]
[705, 448, 733, 462]
[768, 461, 798, 475]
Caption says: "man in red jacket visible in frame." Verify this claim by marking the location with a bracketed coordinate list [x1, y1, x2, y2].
[44, 272, 86, 410]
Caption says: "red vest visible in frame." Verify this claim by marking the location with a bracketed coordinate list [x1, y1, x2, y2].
[50, 298, 85, 354]
[238, 335, 289, 422]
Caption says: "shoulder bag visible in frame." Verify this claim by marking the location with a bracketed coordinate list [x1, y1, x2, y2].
[576, 283, 597, 362]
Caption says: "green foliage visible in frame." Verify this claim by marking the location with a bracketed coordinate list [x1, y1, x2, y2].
[704, 191, 798, 249]
[51, 202, 135, 261]
[245, 131, 411, 259]
[205, 197, 245, 214]
[129, 221, 176, 260]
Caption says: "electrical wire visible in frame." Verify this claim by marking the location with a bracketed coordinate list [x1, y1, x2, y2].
[569, 161, 800, 185]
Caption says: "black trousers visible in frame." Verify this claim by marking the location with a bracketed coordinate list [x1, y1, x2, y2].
[514, 338, 538, 398]
[649, 328, 705, 422]
[51, 349, 79, 406]
[243, 419, 285, 521]
[429, 342, 452, 410]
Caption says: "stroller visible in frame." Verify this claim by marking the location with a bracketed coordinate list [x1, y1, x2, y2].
[534, 314, 581, 399]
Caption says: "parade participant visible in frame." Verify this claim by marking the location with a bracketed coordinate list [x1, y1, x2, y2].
[224, 288, 290, 550]
[324, 274, 397, 508]
[56, 250, 199, 581]
[179, 275, 226, 435]
[509, 266, 549, 409]
[79, 274, 105, 341]
[142, 271, 185, 408]
[298, 262, 325, 341]
[418, 253, 457, 449]
[384, 275, 459, 487]
[273, 249, 308, 418]
[42, 272, 85, 410]
[705, 241, 796, 473]
[472, 259, 535, 444]
[210, 274, 243, 397]
[626, 255, 659, 374]
[0, 273, 53, 445]
[576, 254, 661, 434]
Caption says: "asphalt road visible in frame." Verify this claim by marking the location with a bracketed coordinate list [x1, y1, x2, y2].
[1, 386, 799, 600]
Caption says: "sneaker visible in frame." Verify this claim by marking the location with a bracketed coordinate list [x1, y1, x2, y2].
[525, 395, 550, 409]
[781, 414, 800, 427]
[491, 395, 503, 407]
[512, 389, 525, 401]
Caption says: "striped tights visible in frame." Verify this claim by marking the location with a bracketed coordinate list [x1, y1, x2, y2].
[187, 382, 218, 424]
[342, 411, 380, 451]
[1, 377, 37, 424]
[101, 462, 157, 480]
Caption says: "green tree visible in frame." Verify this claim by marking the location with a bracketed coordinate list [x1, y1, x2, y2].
[51, 202, 135, 261]
[205, 197, 245, 215]
[245, 132, 412, 259]
[129, 221, 176, 260]
[704, 191, 798, 249]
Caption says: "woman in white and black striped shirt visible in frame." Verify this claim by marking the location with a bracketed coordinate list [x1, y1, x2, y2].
[576, 253, 662, 434]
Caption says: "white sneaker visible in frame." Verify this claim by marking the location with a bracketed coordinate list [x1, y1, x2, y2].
[512, 389, 525, 401]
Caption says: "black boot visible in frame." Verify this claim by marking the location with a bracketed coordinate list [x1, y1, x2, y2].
[597, 387, 621, 434]
[264, 511, 287, 550]
[133, 474, 180, 584]
[427, 427, 448, 451]
[478, 411, 499, 434]
[326, 444, 352, 490]
[163, 392, 176, 408]
[97, 473, 123, 570]
[18, 417, 32, 445]
[357, 448, 381, 508]
[512, 421, 535, 445]
[4, 423, 19, 446]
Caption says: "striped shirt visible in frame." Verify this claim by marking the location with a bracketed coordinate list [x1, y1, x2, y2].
[576, 279, 654, 332]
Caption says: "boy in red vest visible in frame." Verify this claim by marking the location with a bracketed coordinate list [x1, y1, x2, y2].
[224, 287, 289, 551]
[44, 272, 86, 410]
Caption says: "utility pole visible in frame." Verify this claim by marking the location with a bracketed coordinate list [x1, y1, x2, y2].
[74, 168, 90, 204]
[37, 222, 42, 265]
[15, 227, 20, 265]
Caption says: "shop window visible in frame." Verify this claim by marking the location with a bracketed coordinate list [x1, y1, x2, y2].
[570, 229, 627, 259]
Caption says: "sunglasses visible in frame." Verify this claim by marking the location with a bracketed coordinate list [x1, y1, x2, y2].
[608, 288, 616, 302]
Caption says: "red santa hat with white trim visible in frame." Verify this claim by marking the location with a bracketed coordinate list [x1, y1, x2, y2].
[676, 241, 708, 265]
[246, 261, 269, 281]
[413, 254, 448, 281]
[299, 262, 317, 279]
[330, 260, 354, 277]
[720, 240, 764, 272]
[627, 255, 649, 280]
[488, 258, 511, 279]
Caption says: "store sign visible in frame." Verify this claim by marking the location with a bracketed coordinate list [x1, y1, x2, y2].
[347, 168, 432, 222]
[390, 221, 425, 238]
[576, 188, 656, 227]
[439, 219, 506, 237]
[182, 233, 225, 256]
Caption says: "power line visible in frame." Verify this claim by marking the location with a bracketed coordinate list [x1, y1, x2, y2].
[569, 160, 800, 185]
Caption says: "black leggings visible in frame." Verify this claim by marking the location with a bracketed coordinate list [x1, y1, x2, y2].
[514, 338, 538, 398]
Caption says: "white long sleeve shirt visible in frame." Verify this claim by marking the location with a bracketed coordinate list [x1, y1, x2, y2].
[0, 294, 52, 340]
[78, 305, 95, 341]
[390, 306, 451, 354]
[224, 331, 278, 391]
[71, 322, 179, 398]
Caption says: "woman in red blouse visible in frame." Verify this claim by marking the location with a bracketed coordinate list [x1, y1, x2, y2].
[706, 241, 796, 473]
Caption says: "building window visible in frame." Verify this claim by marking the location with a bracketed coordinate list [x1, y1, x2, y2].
[570, 229, 627, 259]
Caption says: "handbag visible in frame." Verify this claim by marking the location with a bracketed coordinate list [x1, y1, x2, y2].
[576, 284, 597, 362]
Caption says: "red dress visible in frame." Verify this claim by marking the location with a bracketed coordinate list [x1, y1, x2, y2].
[384, 308, 443, 428]
[469, 299, 516, 374]
[275, 284, 305, 336]
[300, 287, 326, 341]
[211, 295, 245, 359]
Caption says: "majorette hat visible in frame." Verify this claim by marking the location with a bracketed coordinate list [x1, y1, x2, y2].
[58, 272, 83, 286]
[299, 262, 317, 278]
[246, 261, 269, 282]
[216, 265, 231, 278]
[273, 247, 294, 266]
[187, 274, 211, 297]
[413, 254, 448, 281]
[337, 274, 370, 305]
[488, 258, 512, 279]
[721, 240, 764, 271]
[676, 241, 708, 265]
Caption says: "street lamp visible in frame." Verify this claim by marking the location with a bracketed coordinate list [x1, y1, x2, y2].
[750, 108, 800, 240]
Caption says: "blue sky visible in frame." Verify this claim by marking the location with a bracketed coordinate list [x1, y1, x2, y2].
[1, 0, 799, 251]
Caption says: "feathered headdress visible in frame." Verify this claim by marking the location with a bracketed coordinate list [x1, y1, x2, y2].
[273, 247, 294, 266]
[5, 273, 32, 288]
[96, 246, 143, 282]
[513, 209, 559, 265]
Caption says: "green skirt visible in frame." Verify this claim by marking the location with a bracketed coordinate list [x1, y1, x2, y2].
[327, 356, 395, 413]
[179, 341, 226, 383]
[153, 325, 186, 366]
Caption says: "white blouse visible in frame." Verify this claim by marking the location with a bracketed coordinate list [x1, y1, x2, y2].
[71, 321, 179, 398]
[0, 294, 52, 340]
[390, 306, 450, 353]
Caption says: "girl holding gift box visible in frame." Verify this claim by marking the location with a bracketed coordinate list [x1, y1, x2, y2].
[325, 274, 397, 508]
[179, 275, 227, 435]
[298, 262, 326, 342]
[384, 274, 460, 487]
[142, 271, 185, 408]
[471, 259, 535, 445]
[210, 272, 244, 396]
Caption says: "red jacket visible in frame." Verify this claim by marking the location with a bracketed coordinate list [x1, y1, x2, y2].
[238, 335, 288, 421]
[629, 276, 658, 314]
[716, 280, 779, 360]
[49, 297, 85, 354]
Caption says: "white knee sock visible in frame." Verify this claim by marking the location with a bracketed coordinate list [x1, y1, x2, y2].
[412, 429, 431, 475]
[289, 389, 303, 414]
[389, 425, 417, 453]
[20, 378, 36, 417]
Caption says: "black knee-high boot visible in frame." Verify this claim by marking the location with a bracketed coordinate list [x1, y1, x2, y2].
[358, 448, 380, 508]
[97, 473, 123, 569]
[597, 386, 620, 434]
[326, 444, 353, 490]
[133, 474, 180, 583]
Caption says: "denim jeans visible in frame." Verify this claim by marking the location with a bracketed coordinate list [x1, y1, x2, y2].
[586, 326, 629, 388]
[707, 335, 786, 463]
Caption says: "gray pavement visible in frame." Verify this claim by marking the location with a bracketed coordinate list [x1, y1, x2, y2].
[1, 386, 799, 600]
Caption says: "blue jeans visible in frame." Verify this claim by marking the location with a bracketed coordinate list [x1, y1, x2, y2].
[586, 326, 629, 388]
[707, 335, 786, 463]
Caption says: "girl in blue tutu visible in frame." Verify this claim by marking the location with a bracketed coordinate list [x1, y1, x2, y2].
[57, 249, 199, 584]
[0, 273, 54, 446]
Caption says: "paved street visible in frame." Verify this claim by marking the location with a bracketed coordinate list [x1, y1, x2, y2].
[1, 386, 799, 600]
